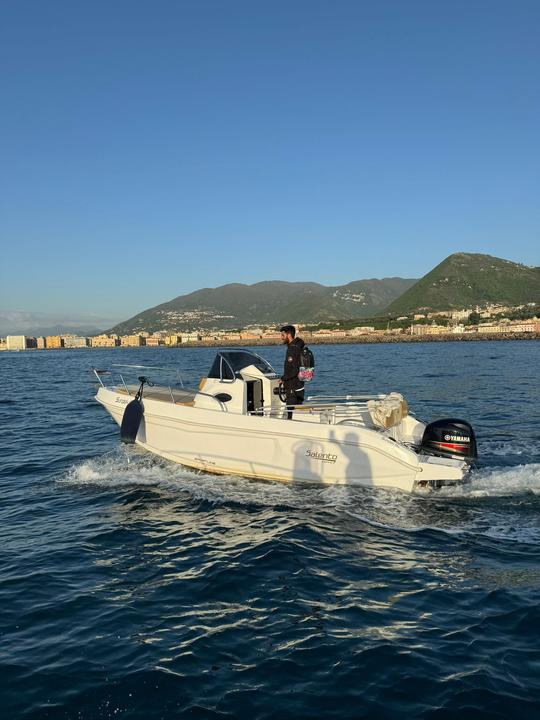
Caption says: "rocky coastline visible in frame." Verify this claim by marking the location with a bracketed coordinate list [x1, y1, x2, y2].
[170, 332, 540, 349]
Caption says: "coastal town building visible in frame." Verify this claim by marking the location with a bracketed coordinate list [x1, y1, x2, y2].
[426, 312, 449, 319]
[145, 336, 163, 347]
[510, 320, 539, 333]
[477, 304, 513, 319]
[451, 309, 472, 321]
[350, 326, 375, 335]
[1, 307, 539, 352]
[92, 334, 120, 347]
[120, 335, 145, 347]
[181, 332, 202, 343]
[6, 335, 28, 350]
[410, 324, 447, 336]
[313, 329, 348, 339]
[63, 336, 90, 348]
[477, 324, 507, 334]
[45, 335, 64, 349]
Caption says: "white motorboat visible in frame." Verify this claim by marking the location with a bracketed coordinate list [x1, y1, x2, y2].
[94, 349, 477, 493]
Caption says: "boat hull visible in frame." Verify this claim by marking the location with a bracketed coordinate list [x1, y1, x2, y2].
[96, 387, 469, 492]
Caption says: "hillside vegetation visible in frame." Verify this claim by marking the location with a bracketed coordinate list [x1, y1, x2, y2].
[384, 253, 540, 315]
[110, 278, 416, 334]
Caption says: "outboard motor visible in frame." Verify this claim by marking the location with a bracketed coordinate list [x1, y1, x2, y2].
[420, 418, 477, 462]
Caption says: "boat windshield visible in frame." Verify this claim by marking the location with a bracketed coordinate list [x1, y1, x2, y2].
[208, 350, 275, 380]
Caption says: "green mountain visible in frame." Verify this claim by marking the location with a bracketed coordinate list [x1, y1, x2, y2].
[384, 253, 540, 315]
[109, 278, 416, 334]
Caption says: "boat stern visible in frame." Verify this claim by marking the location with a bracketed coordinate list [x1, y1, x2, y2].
[414, 454, 472, 491]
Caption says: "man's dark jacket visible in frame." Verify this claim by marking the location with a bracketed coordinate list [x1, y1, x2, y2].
[281, 337, 305, 392]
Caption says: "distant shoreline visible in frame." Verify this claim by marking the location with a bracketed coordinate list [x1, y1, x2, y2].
[170, 332, 540, 348]
[3, 331, 539, 352]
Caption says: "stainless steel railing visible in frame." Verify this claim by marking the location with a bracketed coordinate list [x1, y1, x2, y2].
[92, 368, 227, 411]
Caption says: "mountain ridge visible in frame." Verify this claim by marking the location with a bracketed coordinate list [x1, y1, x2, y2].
[108, 253, 540, 335]
[109, 277, 416, 334]
[384, 252, 540, 315]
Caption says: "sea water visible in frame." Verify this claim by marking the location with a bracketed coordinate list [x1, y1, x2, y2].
[1, 341, 540, 719]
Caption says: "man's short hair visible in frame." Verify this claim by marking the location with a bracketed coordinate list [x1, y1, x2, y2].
[280, 325, 296, 337]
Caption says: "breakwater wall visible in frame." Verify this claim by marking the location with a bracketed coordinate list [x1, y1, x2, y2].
[172, 332, 540, 349]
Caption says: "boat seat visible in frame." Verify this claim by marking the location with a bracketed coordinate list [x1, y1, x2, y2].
[173, 389, 197, 406]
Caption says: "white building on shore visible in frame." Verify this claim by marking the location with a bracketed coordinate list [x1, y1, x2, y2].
[63, 335, 91, 348]
[6, 335, 27, 350]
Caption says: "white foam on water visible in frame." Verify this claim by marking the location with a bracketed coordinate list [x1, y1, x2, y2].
[63, 450, 177, 488]
[314, 466, 540, 544]
[60, 448, 329, 510]
[340, 465, 540, 544]
[60, 450, 540, 544]
[440, 463, 540, 498]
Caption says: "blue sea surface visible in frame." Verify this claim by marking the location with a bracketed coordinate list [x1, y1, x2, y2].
[1, 341, 540, 719]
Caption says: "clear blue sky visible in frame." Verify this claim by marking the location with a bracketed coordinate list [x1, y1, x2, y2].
[1, 0, 539, 321]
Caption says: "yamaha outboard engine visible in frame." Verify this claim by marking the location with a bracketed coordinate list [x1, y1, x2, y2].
[420, 419, 477, 462]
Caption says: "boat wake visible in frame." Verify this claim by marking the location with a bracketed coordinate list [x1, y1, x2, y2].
[60, 449, 540, 545]
[60, 447, 322, 509]
[440, 462, 540, 498]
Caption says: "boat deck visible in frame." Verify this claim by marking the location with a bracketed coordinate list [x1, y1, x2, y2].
[115, 385, 197, 406]
[112, 383, 380, 428]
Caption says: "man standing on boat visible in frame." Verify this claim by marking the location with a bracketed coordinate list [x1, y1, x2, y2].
[279, 325, 305, 419]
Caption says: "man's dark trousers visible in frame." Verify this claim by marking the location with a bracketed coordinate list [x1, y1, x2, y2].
[285, 385, 304, 420]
